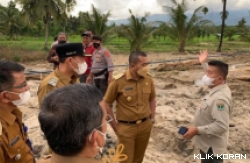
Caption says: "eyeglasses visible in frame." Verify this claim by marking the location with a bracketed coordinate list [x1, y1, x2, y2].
[96, 114, 113, 129]
[12, 82, 28, 89]
[106, 114, 113, 124]
[5, 82, 28, 90]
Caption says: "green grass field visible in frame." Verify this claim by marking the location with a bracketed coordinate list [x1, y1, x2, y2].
[0, 35, 250, 54]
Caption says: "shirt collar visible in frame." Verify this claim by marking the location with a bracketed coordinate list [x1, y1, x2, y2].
[125, 69, 147, 80]
[86, 43, 93, 47]
[0, 106, 22, 125]
[125, 69, 133, 80]
[55, 68, 78, 84]
[208, 84, 227, 96]
[51, 153, 100, 163]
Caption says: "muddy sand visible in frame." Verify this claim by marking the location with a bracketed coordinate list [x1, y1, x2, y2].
[20, 52, 250, 163]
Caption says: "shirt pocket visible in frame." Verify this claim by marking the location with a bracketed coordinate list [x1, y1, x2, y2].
[143, 88, 151, 102]
[122, 90, 137, 106]
[95, 56, 101, 63]
[199, 100, 209, 113]
[7, 135, 31, 163]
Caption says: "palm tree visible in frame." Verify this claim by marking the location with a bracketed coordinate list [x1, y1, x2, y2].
[80, 5, 114, 43]
[237, 18, 249, 42]
[202, 7, 209, 16]
[0, 1, 22, 39]
[153, 23, 169, 41]
[161, 0, 208, 52]
[117, 10, 154, 52]
[15, 0, 76, 49]
[217, 0, 227, 52]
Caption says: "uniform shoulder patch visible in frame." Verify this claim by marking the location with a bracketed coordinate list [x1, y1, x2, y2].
[48, 77, 59, 87]
[217, 103, 225, 111]
[0, 121, 2, 136]
[114, 73, 124, 80]
[147, 72, 152, 76]
[105, 50, 110, 57]
[42, 155, 52, 159]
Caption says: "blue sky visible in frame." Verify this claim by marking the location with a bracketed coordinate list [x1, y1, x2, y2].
[1, 0, 249, 20]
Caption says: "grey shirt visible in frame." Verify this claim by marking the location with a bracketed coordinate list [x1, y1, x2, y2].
[91, 47, 114, 79]
[193, 83, 233, 155]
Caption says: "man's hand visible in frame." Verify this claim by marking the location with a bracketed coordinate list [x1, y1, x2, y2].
[86, 76, 92, 84]
[199, 49, 208, 64]
[51, 56, 59, 62]
[108, 76, 113, 84]
[100, 101, 117, 135]
[183, 126, 199, 139]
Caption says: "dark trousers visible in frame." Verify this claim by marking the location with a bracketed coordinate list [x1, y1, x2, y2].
[200, 148, 223, 163]
[94, 78, 108, 96]
[79, 74, 88, 83]
[80, 74, 95, 85]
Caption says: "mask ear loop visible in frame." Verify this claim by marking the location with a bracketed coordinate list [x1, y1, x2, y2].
[4, 91, 21, 100]
[88, 115, 113, 142]
[88, 129, 95, 142]
[0, 91, 10, 101]
[88, 129, 104, 154]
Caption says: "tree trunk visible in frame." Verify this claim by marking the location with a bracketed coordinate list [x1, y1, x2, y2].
[217, 0, 227, 52]
[179, 40, 185, 53]
[44, 14, 50, 50]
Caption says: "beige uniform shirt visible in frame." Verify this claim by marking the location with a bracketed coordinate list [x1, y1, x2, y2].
[0, 106, 35, 163]
[103, 69, 156, 121]
[37, 68, 79, 106]
[91, 48, 114, 79]
[37, 154, 101, 163]
[193, 84, 233, 155]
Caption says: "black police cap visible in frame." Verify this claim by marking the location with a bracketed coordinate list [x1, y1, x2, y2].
[81, 32, 91, 37]
[56, 43, 84, 58]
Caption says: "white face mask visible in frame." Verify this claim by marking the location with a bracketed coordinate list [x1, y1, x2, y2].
[71, 59, 88, 75]
[8, 91, 31, 106]
[96, 130, 107, 153]
[202, 74, 215, 86]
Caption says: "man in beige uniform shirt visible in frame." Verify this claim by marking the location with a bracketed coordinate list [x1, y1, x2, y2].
[0, 61, 35, 163]
[37, 43, 86, 106]
[183, 50, 233, 163]
[101, 51, 156, 163]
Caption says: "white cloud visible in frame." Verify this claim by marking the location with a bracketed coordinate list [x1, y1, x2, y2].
[0, 0, 10, 7]
[1, 0, 250, 20]
[73, 0, 250, 19]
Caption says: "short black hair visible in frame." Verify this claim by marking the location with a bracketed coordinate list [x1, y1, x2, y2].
[38, 84, 103, 156]
[58, 57, 67, 63]
[58, 32, 66, 36]
[87, 29, 94, 35]
[54, 36, 58, 41]
[0, 61, 25, 92]
[129, 51, 147, 65]
[208, 60, 229, 79]
[92, 35, 102, 42]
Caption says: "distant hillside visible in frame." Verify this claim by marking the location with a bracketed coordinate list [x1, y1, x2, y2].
[108, 10, 250, 26]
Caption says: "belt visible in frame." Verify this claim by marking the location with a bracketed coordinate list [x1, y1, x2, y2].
[118, 118, 148, 124]
[92, 68, 108, 77]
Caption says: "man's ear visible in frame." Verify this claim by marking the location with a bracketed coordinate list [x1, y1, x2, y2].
[130, 63, 136, 68]
[64, 57, 72, 64]
[88, 130, 99, 147]
[0, 92, 11, 103]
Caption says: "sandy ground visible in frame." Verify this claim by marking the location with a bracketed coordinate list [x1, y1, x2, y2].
[20, 52, 250, 163]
